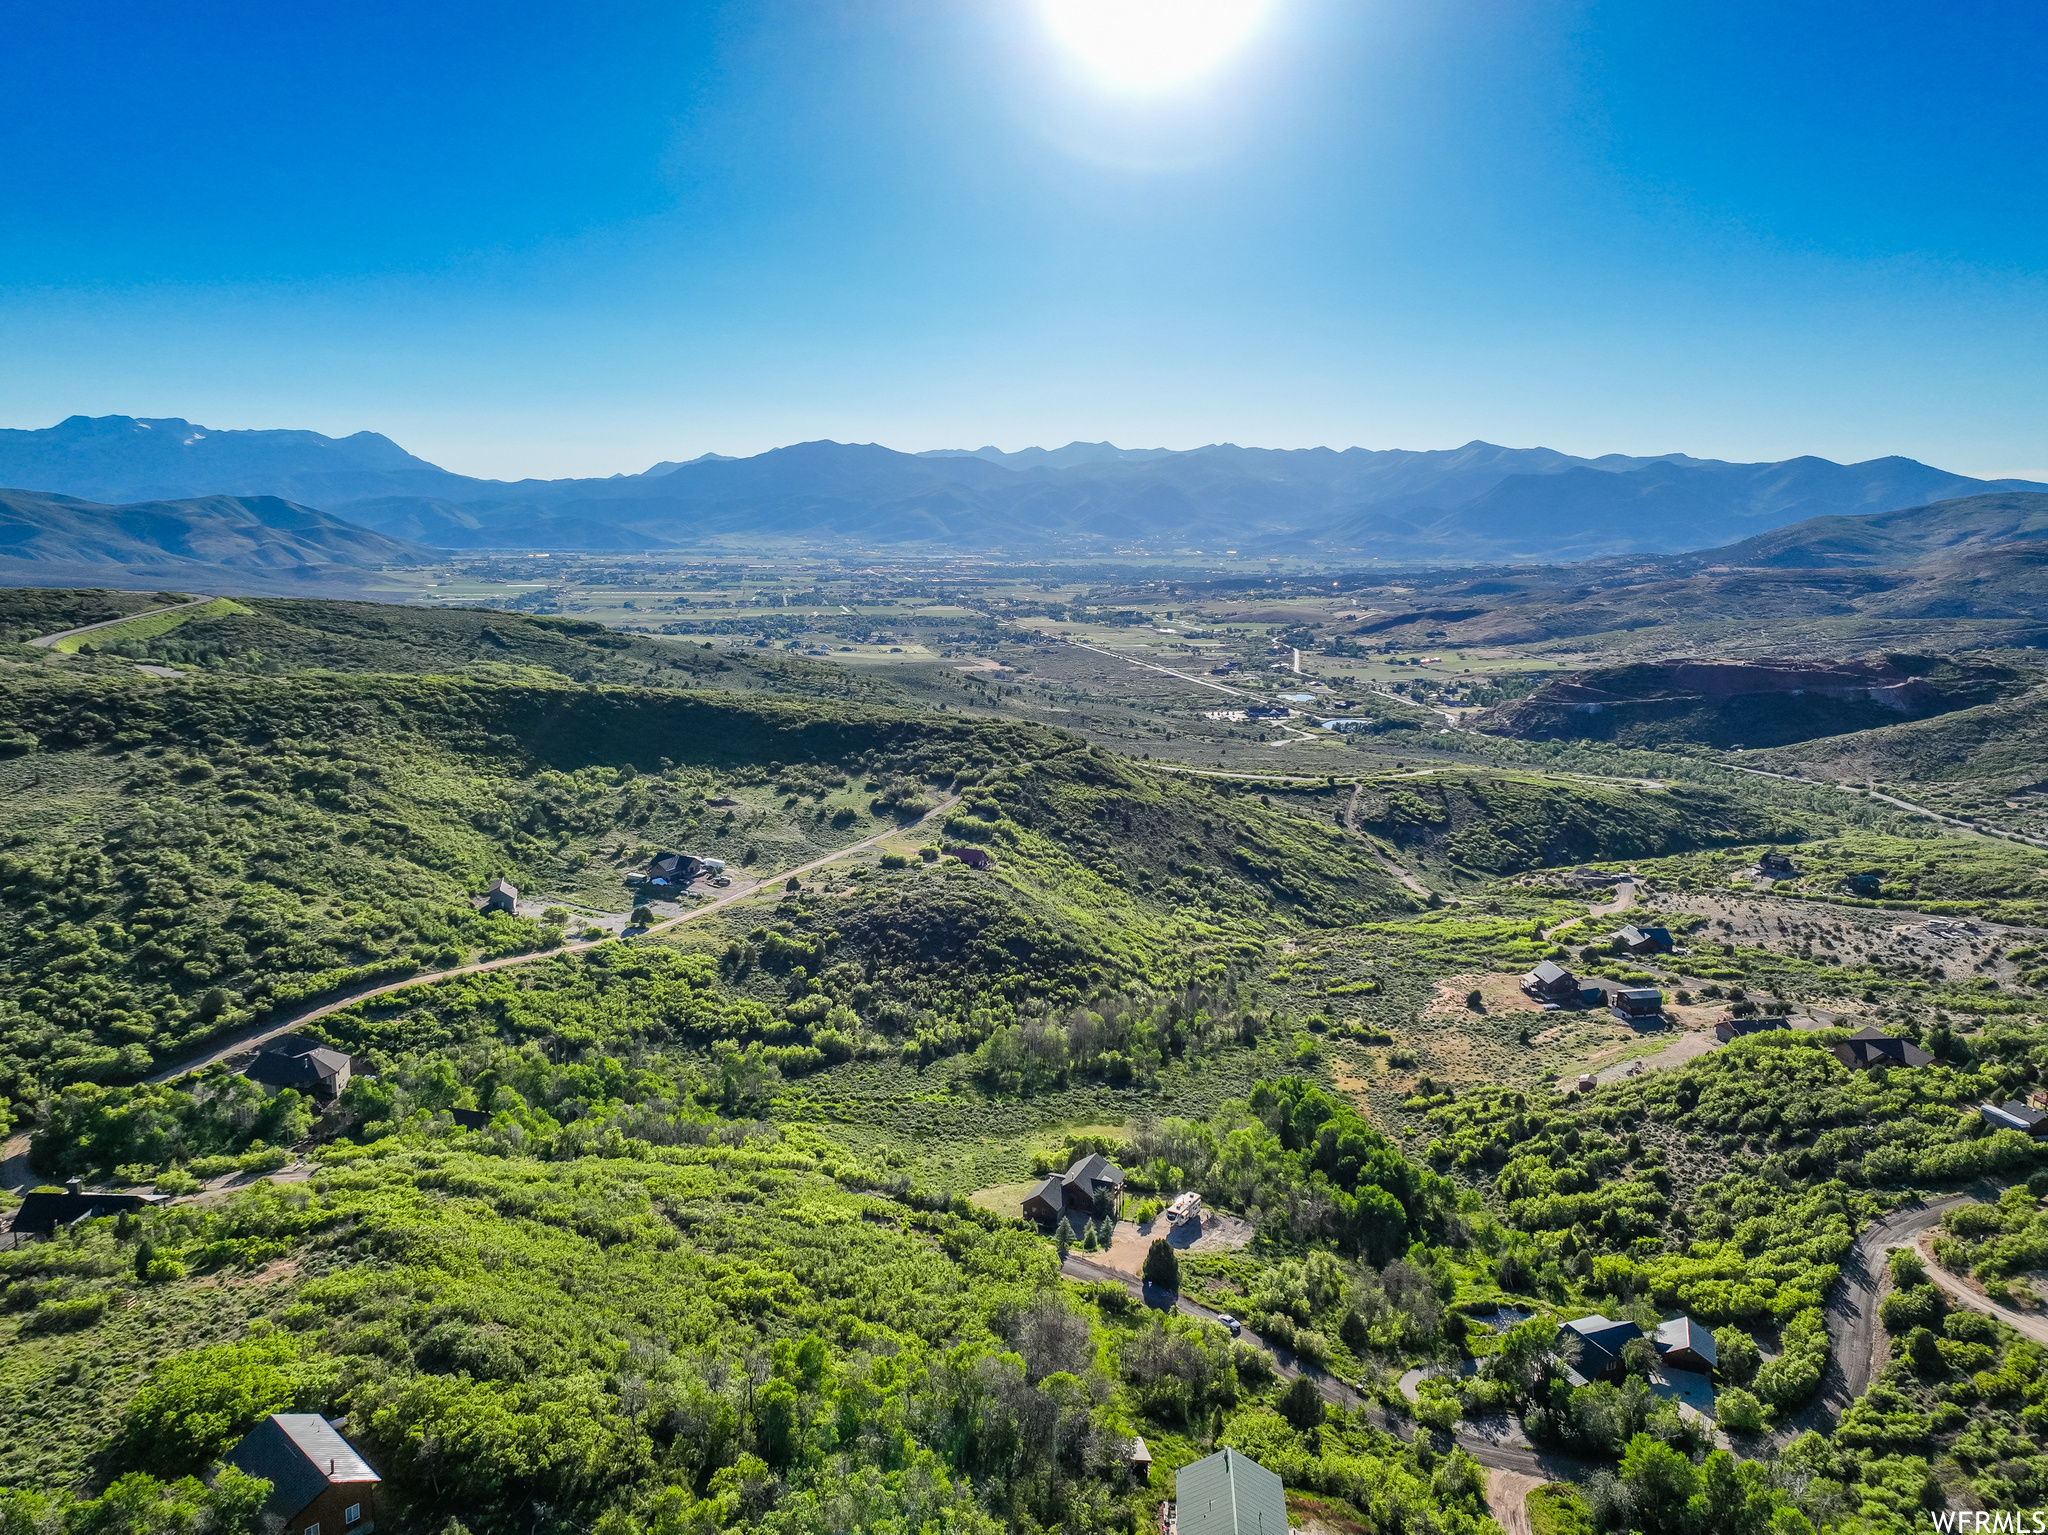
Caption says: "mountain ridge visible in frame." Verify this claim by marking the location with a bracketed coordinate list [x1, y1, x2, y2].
[1, 414, 2041, 561]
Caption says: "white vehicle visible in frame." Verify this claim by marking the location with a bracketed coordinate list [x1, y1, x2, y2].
[1165, 1191, 1203, 1224]
[1216, 1313, 1242, 1336]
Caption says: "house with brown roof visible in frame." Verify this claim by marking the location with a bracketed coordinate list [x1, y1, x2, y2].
[1830, 1025, 1934, 1071]
[482, 876, 518, 914]
[224, 1414, 379, 1535]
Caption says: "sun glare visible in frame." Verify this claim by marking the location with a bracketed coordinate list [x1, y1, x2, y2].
[1039, 0, 1276, 94]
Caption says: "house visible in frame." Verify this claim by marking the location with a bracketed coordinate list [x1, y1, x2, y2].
[482, 876, 518, 914]
[1131, 1436, 1153, 1482]
[1317, 718, 1376, 734]
[1020, 1152, 1126, 1222]
[9, 1182, 161, 1234]
[642, 852, 723, 891]
[447, 1108, 492, 1131]
[1715, 1017, 1790, 1044]
[1758, 851, 1799, 876]
[1523, 960, 1581, 1004]
[1020, 1175, 1067, 1223]
[944, 846, 993, 870]
[246, 1039, 353, 1099]
[1980, 1101, 2048, 1138]
[1830, 1025, 1934, 1071]
[1560, 1314, 1644, 1385]
[1846, 872, 1884, 897]
[1568, 867, 1617, 887]
[224, 1414, 379, 1535]
[1609, 988, 1664, 1022]
[1174, 1446, 1288, 1535]
[1243, 706, 1291, 721]
[1653, 1315, 1718, 1375]
[1613, 925, 1673, 955]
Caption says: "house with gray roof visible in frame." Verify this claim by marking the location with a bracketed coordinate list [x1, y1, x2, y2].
[1175, 1446, 1287, 1535]
[1018, 1152, 1126, 1223]
[1653, 1315, 1718, 1375]
[245, 1039, 353, 1099]
[224, 1414, 379, 1535]
[1560, 1314, 1643, 1386]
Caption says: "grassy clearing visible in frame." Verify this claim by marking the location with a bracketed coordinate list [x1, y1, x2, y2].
[52, 597, 249, 652]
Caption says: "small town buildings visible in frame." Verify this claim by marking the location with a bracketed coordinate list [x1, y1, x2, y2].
[1715, 1017, 1790, 1044]
[944, 846, 993, 870]
[1174, 1446, 1288, 1535]
[482, 876, 518, 914]
[1653, 1316, 1719, 1375]
[246, 1038, 353, 1099]
[1609, 988, 1664, 1022]
[1523, 960, 1581, 1004]
[9, 1183, 161, 1234]
[1021, 1152, 1126, 1221]
[1613, 925, 1674, 955]
[1830, 1025, 1934, 1071]
[1980, 1101, 2048, 1138]
[224, 1414, 380, 1535]
[1560, 1314, 1644, 1386]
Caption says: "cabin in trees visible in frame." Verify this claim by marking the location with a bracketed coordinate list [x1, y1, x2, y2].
[1560, 1314, 1643, 1385]
[1612, 924, 1673, 955]
[1830, 1025, 1934, 1071]
[1172, 1446, 1287, 1535]
[1653, 1316, 1718, 1375]
[481, 876, 518, 914]
[1758, 851, 1799, 877]
[1980, 1101, 2048, 1138]
[224, 1414, 380, 1535]
[9, 1181, 161, 1235]
[245, 1038, 353, 1099]
[1715, 1016, 1790, 1043]
[1021, 1152, 1126, 1222]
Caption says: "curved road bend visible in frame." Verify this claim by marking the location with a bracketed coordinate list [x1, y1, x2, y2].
[143, 797, 958, 1086]
[28, 594, 217, 650]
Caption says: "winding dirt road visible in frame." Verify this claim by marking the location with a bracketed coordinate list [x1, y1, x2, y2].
[144, 797, 958, 1085]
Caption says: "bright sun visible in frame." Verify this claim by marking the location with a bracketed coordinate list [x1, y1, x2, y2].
[1039, 0, 1277, 94]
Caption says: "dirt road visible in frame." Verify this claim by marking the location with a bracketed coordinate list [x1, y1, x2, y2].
[1916, 1230, 2048, 1346]
[1343, 781, 1431, 896]
[147, 798, 956, 1084]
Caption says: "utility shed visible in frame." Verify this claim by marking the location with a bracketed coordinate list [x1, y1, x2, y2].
[225, 1414, 379, 1535]
[1175, 1446, 1288, 1535]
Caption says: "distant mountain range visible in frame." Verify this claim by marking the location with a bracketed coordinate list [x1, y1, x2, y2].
[0, 487, 437, 589]
[1, 414, 2041, 561]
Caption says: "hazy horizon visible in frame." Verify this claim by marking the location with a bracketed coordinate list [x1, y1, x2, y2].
[4, 1, 2044, 483]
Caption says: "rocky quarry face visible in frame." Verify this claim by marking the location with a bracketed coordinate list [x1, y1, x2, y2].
[1477, 654, 2033, 748]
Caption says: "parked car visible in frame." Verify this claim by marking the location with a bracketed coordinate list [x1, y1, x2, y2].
[1216, 1313, 1242, 1336]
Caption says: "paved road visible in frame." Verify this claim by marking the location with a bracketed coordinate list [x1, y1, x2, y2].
[1059, 1253, 1593, 1481]
[145, 798, 957, 1084]
[28, 593, 215, 649]
[1066, 639, 1460, 732]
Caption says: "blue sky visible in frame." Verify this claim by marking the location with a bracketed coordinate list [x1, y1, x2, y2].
[2, 0, 2043, 479]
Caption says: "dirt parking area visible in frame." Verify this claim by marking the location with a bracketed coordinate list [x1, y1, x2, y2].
[1425, 973, 1545, 1019]
[1088, 1208, 1256, 1279]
